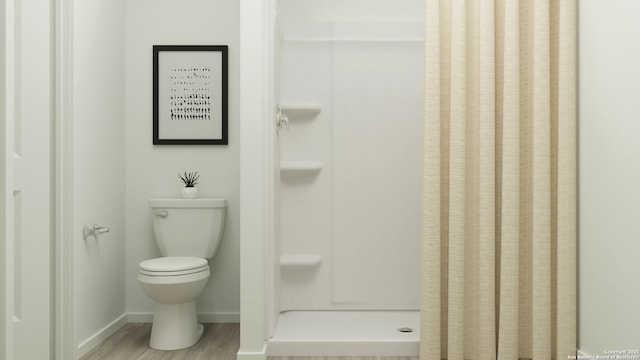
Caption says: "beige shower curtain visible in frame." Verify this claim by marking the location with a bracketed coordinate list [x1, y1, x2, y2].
[421, 1, 576, 360]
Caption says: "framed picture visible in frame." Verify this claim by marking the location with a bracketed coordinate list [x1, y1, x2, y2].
[153, 45, 228, 145]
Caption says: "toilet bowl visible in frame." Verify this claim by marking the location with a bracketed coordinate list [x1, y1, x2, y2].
[138, 198, 226, 350]
[138, 257, 210, 350]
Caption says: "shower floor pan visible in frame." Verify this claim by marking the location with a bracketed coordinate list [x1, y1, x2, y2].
[266, 310, 419, 356]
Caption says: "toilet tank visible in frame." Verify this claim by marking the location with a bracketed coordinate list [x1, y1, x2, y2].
[149, 198, 227, 259]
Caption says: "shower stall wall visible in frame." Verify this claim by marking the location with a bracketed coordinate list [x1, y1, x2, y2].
[266, 1, 424, 354]
[277, 20, 424, 311]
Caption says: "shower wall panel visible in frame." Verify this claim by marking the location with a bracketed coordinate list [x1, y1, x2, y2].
[331, 39, 423, 308]
[278, 21, 423, 311]
[279, 25, 335, 311]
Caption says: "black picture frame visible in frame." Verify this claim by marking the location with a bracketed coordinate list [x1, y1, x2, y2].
[153, 45, 228, 145]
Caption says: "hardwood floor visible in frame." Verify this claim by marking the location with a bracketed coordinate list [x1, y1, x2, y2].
[79, 323, 240, 360]
[80, 322, 419, 360]
[269, 358, 419, 360]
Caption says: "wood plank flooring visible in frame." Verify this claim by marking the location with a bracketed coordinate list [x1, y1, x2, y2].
[80, 323, 419, 360]
[80, 323, 239, 360]
[269, 358, 419, 360]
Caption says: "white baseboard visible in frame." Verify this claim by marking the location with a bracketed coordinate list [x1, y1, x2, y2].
[237, 344, 267, 360]
[127, 311, 240, 324]
[76, 314, 128, 359]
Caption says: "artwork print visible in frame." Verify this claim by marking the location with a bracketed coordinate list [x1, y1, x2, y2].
[169, 66, 212, 122]
[153, 45, 228, 145]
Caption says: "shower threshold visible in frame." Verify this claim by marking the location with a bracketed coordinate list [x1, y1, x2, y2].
[266, 310, 419, 356]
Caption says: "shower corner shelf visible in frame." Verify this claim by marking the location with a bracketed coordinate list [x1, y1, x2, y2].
[280, 161, 323, 174]
[280, 255, 323, 268]
[279, 103, 322, 117]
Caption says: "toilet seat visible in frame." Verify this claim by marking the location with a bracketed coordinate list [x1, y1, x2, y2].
[139, 257, 208, 277]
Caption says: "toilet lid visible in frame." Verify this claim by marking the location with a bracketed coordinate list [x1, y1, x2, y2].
[139, 257, 208, 276]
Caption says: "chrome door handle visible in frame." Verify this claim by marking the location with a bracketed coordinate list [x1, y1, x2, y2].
[83, 224, 110, 240]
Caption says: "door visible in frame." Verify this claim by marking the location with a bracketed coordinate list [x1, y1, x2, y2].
[3, 0, 53, 358]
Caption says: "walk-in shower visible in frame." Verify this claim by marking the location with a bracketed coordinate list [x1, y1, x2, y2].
[266, 0, 424, 356]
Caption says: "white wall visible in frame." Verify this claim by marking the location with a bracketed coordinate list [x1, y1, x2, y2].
[125, 0, 240, 321]
[238, 1, 271, 358]
[72, 0, 127, 354]
[68, 0, 241, 355]
[579, 0, 640, 355]
[0, 0, 7, 356]
[278, 0, 424, 22]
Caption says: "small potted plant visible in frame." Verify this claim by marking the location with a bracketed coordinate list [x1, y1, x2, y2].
[178, 171, 200, 199]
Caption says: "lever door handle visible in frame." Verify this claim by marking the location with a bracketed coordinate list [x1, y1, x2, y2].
[93, 224, 110, 234]
[83, 224, 110, 240]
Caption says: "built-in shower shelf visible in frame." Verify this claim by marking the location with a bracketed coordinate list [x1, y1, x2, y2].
[280, 161, 323, 174]
[279, 103, 322, 118]
[280, 255, 323, 268]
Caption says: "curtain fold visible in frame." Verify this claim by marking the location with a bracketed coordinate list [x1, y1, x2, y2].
[421, 1, 576, 360]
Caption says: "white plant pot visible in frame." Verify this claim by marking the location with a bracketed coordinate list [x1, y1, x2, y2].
[181, 187, 198, 199]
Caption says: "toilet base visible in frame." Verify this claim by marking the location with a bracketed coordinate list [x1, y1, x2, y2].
[149, 301, 203, 350]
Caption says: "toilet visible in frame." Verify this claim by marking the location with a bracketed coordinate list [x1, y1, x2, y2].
[137, 198, 227, 350]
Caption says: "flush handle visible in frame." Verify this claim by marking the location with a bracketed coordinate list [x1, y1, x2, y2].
[154, 210, 168, 219]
